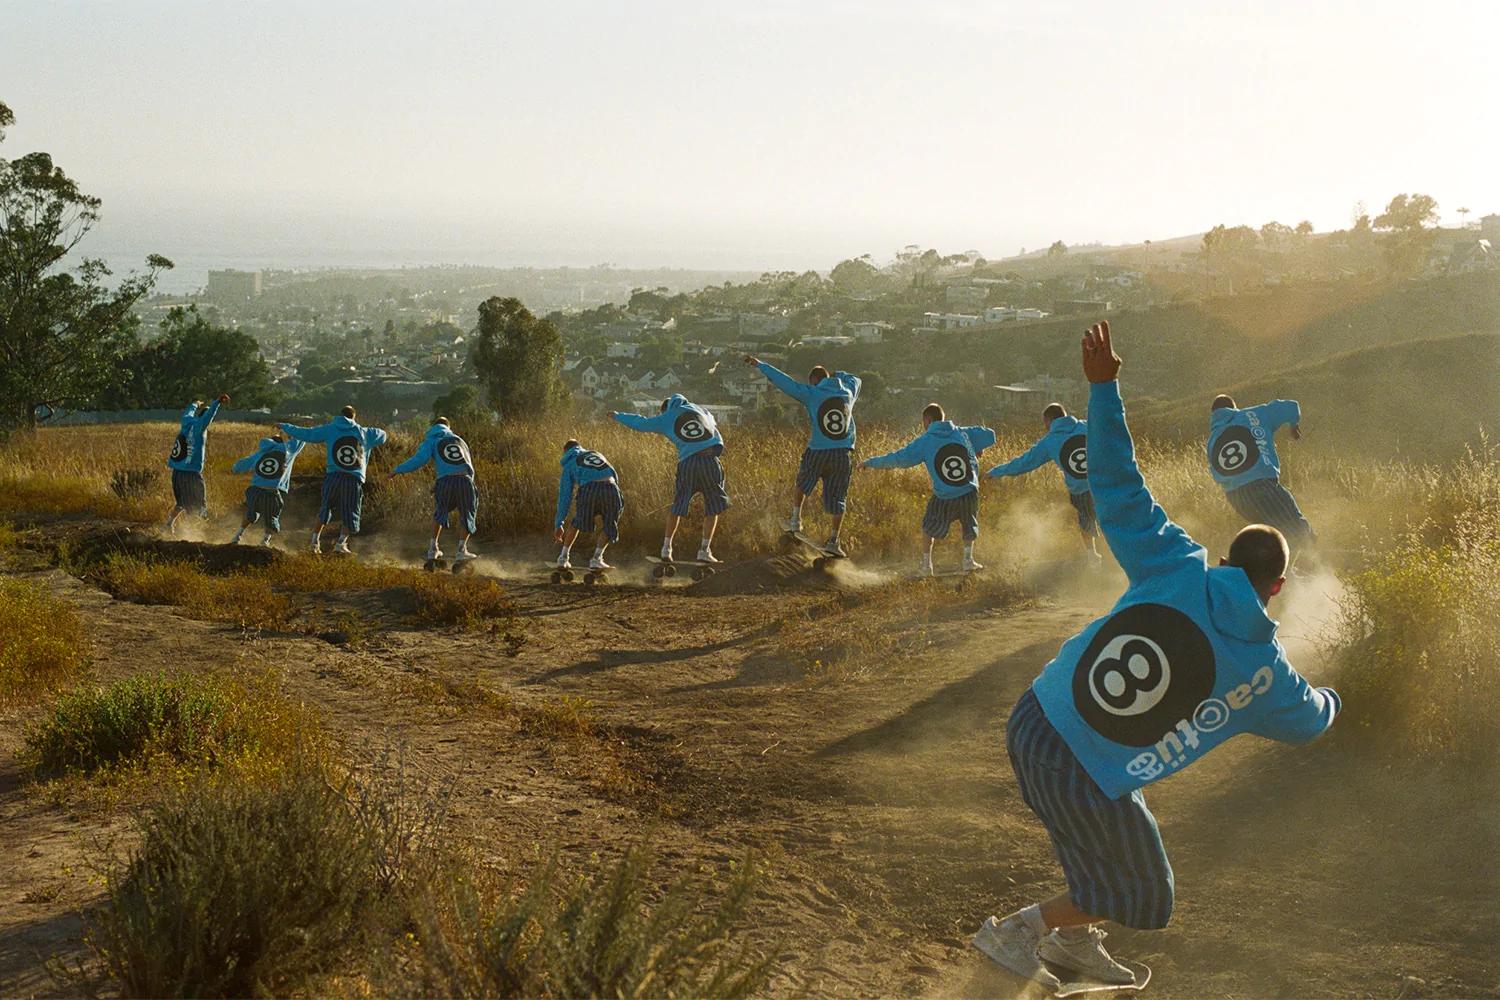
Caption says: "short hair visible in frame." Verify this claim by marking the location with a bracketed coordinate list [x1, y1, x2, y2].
[808, 365, 830, 384]
[1212, 395, 1236, 411]
[1228, 524, 1289, 593]
[1042, 402, 1067, 424]
[660, 398, 671, 413]
[434, 416, 450, 427]
[341, 405, 357, 419]
[562, 439, 580, 452]
[922, 402, 946, 423]
[270, 432, 285, 443]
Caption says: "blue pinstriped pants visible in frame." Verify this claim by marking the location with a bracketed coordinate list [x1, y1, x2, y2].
[1006, 688, 1175, 929]
[1225, 477, 1314, 546]
[795, 447, 853, 514]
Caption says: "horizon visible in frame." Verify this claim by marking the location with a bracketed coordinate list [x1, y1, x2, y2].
[4, 0, 1498, 293]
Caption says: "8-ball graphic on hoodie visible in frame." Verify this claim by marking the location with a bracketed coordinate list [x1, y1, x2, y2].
[612, 394, 727, 565]
[228, 432, 305, 546]
[971, 321, 1340, 992]
[163, 393, 228, 534]
[553, 440, 623, 572]
[986, 402, 1102, 561]
[279, 405, 387, 555]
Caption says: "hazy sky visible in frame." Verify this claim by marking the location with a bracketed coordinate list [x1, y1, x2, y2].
[4, 0, 1498, 279]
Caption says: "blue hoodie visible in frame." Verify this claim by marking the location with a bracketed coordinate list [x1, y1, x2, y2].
[1207, 400, 1300, 490]
[986, 415, 1091, 496]
[864, 420, 997, 499]
[232, 437, 307, 492]
[1030, 381, 1339, 800]
[279, 415, 388, 482]
[612, 394, 723, 460]
[555, 443, 619, 528]
[393, 423, 475, 480]
[756, 362, 862, 451]
[166, 399, 222, 473]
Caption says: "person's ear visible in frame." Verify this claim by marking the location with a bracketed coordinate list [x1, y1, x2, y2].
[1269, 577, 1286, 598]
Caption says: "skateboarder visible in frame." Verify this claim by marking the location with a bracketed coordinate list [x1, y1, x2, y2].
[974, 321, 1340, 990]
[862, 403, 995, 575]
[279, 405, 387, 555]
[553, 440, 623, 571]
[163, 393, 228, 534]
[744, 355, 861, 555]
[1207, 394, 1314, 547]
[986, 403, 1101, 562]
[389, 416, 478, 564]
[612, 394, 728, 565]
[228, 432, 306, 546]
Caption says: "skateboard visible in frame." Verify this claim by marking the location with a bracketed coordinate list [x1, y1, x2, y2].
[425, 555, 476, 575]
[1052, 960, 1150, 997]
[783, 529, 847, 570]
[645, 555, 722, 582]
[547, 563, 611, 586]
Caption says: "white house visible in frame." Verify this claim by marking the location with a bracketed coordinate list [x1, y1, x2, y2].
[800, 335, 854, 348]
[845, 321, 892, 343]
[984, 306, 1019, 323]
[606, 342, 640, 359]
[923, 312, 983, 330]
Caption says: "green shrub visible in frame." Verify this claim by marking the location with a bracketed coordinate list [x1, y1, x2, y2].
[0, 577, 90, 708]
[409, 843, 770, 999]
[23, 672, 323, 785]
[88, 766, 378, 998]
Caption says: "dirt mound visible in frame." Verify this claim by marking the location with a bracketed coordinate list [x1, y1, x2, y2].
[688, 549, 848, 596]
[48, 523, 283, 572]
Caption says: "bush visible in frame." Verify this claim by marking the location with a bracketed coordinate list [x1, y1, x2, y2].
[1330, 446, 1500, 759]
[23, 672, 324, 785]
[109, 467, 160, 501]
[0, 577, 90, 707]
[408, 843, 771, 999]
[95, 553, 294, 629]
[87, 765, 378, 998]
[410, 573, 520, 631]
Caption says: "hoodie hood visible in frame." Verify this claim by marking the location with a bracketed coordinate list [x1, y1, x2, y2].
[331, 414, 358, 429]
[663, 393, 689, 410]
[560, 443, 583, 466]
[424, 423, 452, 442]
[1205, 565, 1278, 642]
[258, 437, 281, 450]
[926, 419, 965, 441]
[1051, 414, 1085, 435]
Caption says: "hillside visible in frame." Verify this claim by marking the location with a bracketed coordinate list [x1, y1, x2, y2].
[1127, 332, 1500, 459]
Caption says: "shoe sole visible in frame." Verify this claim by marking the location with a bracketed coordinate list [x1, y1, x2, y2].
[1036, 942, 1134, 986]
[971, 926, 1061, 991]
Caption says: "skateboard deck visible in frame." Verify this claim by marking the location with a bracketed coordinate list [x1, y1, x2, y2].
[1052, 960, 1150, 997]
[547, 563, 611, 586]
[783, 529, 847, 569]
[645, 555, 722, 581]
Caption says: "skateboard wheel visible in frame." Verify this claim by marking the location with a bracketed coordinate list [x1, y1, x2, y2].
[563, 570, 575, 582]
[585, 573, 598, 586]
[664, 564, 677, 577]
[813, 556, 826, 570]
[652, 564, 665, 578]
[551, 571, 562, 584]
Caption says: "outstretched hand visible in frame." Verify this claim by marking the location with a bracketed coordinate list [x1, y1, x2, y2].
[218, 393, 230, 404]
[1081, 320, 1121, 384]
[1291, 424, 1302, 441]
[743, 354, 759, 367]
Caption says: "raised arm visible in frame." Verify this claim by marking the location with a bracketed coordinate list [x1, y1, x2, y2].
[1082, 321, 1205, 582]
[863, 436, 926, 469]
[611, 411, 667, 435]
[230, 448, 259, 475]
[365, 427, 388, 450]
[987, 433, 1053, 479]
[195, 395, 225, 429]
[754, 360, 813, 403]
[837, 372, 862, 401]
[278, 422, 325, 443]
[1255, 399, 1302, 434]
[961, 425, 997, 456]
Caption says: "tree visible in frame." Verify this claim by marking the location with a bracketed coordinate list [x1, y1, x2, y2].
[431, 384, 488, 425]
[1373, 193, 1438, 232]
[468, 297, 566, 418]
[1373, 193, 1439, 274]
[0, 99, 173, 428]
[111, 306, 276, 408]
[1202, 224, 1259, 258]
[1295, 220, 1314, 237]
[1259, 221, 1293, 251]
[1047, 240, 1068, 257]
[829, 256, 883, 296]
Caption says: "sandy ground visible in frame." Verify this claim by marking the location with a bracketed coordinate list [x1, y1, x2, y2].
[1, 538, 1496, 998]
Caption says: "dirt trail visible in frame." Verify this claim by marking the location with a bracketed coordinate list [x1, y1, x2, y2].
[1, 558, 1496, 998]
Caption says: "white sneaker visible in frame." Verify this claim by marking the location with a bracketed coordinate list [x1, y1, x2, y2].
[164, 517, 178, 536]
[426, 545, 444, 562]
[971, 915, 1061, 990]
[454, 545, 477, 562]
[230, 530, 244, 545]
[697, 546, 722, 564]
[334, 538, 352, 555]
[660, 542, 673, 561]
[918, 557, 934, 576]
[310, 534, 322, 554]
[557, 551, 572, 569]
[589, 554, 613, 570]
[786, 515, 802, 534]
[260, 533, 274, 547]
[1038, 926, 1134, 985]
[964, 556, 985, 572]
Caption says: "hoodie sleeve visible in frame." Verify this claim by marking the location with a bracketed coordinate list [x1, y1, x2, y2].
[365, 427, 388, 450]
[962, 426, 997, 455]
[279, 422, 325, 443]
[181, 402, 200, 422]
[757, 362, 813, 403]
[1248, 655, 1340, 744]
[1256, 400, 1301, 432]
[864, 435, 927, 469]
[555, 464, 576, 528]
[195, 398, 222, 429]
[286, 439, 307, 459]
[612, 411, 667, 435]
[987, 433, 1053, 479]
[1088, 381, 1206, 583]
[393, 439, 433, 475]
[838, 372, 862, 401]
[231, 448, 259, 475]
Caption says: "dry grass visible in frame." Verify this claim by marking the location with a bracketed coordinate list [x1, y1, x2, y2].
[0, 577, 92, 708]
[97, 553, 296, 628]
